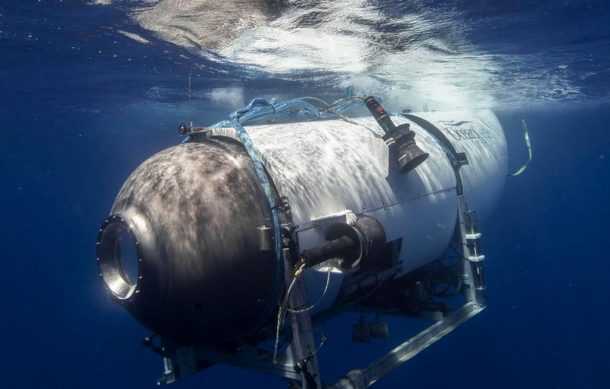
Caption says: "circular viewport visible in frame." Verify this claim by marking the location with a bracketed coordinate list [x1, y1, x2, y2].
[97, 217, 140, 299]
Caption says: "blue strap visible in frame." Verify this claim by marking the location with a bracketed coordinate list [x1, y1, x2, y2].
[229, 97, 322, 123]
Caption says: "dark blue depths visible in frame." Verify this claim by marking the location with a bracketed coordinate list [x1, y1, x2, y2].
[1, 1, 610, 388]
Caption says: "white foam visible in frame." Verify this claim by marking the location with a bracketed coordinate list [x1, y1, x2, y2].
[206, 87, 245, 108]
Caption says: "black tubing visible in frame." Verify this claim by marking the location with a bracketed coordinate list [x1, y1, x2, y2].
[301, 236, 358, 268]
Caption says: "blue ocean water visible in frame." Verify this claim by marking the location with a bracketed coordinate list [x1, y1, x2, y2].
[1, 1, 609, 388]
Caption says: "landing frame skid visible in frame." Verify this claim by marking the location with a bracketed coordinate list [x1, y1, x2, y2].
[328, 302, 484, 388]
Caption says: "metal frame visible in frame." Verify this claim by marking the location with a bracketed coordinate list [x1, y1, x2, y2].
[157, 189, 488, 388]
[328, 302, 483, 389]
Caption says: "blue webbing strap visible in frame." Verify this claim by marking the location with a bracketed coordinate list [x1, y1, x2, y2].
[230, 97, 322, 122]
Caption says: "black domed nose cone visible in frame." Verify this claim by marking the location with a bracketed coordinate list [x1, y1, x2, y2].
[99, 138, 280, 346]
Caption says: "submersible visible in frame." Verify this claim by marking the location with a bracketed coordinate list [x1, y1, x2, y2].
[96, 97, 508, 387]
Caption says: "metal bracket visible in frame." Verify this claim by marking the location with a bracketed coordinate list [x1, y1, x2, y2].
[282, 246, 323, 389]
[457, 194, 486, 305]
[158, 346, 197, 385]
